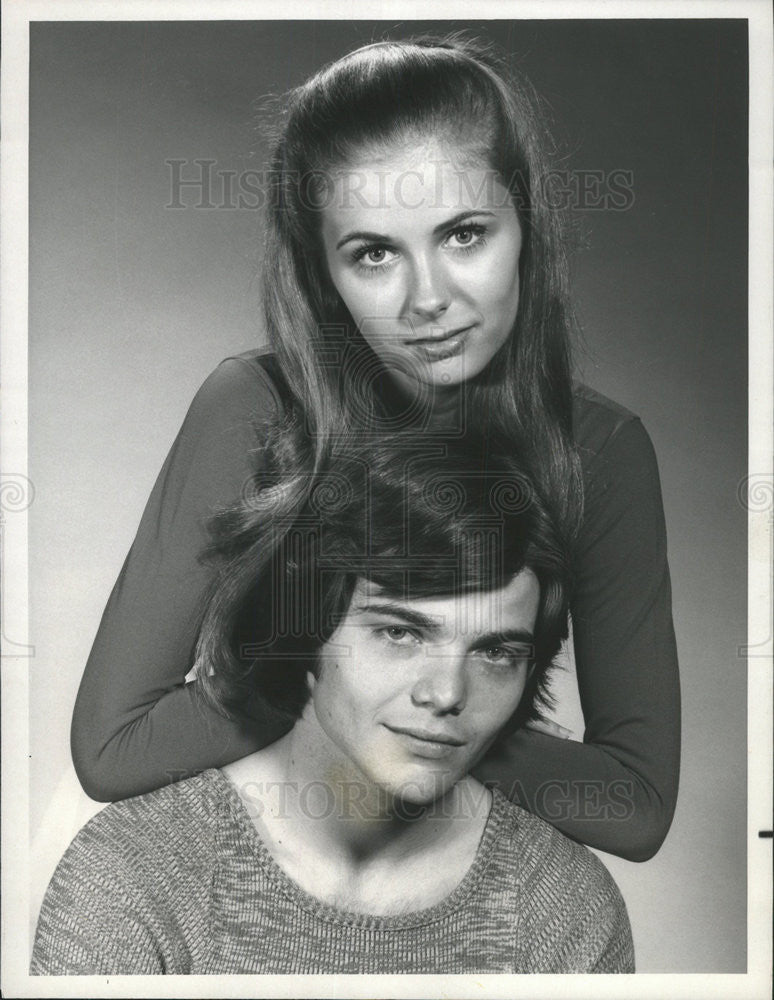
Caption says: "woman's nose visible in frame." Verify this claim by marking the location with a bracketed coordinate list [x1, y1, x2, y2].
[411, 654, 467, 715]
[406, 256, 451, 322]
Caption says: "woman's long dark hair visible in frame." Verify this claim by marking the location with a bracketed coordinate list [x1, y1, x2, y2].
[196, 35, 583, 693]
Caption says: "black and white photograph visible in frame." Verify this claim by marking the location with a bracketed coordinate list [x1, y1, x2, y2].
[1, 1, 771, 997]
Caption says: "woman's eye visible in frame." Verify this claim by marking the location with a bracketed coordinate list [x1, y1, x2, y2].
[447, 224, 486, 250]
[352, 245, 396, 269]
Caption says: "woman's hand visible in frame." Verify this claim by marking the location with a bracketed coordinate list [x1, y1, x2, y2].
[525, 718, 572, 739]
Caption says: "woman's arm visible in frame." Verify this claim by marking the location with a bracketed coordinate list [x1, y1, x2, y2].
[71, 355, 289, 801]
[475, 411, 680, 861]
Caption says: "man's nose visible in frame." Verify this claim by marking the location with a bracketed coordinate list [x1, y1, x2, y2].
[410, 652, 467, 715]
[405, 255, 452, 322]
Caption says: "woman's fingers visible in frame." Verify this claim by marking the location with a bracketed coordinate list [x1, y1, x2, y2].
[525, 718, 573, 739]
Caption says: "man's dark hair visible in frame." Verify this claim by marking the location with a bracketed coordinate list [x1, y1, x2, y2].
[199, 429, 569, 733]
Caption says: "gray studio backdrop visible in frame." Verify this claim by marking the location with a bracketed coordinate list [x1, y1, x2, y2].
[29, 19, 748, 972]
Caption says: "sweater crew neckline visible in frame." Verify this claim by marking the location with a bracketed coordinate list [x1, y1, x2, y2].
[207, 767, 513, 931]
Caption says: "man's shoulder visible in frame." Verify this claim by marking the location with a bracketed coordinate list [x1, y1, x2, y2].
[491, 794, 634, 972]
[494, 793, 626, 910]
[32, 772, 236, 974]
[62, 770, 229, 878]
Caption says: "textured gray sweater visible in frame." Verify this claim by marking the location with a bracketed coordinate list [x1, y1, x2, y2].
[32, 769, 634, 974]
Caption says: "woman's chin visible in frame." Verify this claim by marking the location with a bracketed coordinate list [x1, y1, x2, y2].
[388, 355, 490, 395]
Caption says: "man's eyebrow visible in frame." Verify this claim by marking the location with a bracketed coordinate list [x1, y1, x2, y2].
[351, 603, 534, 648]
[351, 602, 441, 630]
[335, 211, 496, 251]
[472, 629, 535, 649]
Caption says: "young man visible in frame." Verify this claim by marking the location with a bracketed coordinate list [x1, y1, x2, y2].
[32, 434, 634, 975]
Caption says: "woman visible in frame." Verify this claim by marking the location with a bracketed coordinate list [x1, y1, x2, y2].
[70, 35, 679, 862]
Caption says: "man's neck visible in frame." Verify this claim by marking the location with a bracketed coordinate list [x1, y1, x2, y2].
[223, 714, 492, 914]
[288, 713, 466, 858]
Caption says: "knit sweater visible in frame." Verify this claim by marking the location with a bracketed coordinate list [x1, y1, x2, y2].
[31, 769, 634, 975]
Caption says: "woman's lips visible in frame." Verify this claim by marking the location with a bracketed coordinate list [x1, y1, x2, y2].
[409, 326, 472, 362]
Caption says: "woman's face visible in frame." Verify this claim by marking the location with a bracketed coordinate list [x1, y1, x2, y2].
[319, 140, 523, 394]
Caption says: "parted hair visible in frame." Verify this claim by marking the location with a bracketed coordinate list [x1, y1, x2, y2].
[261, 34, 582, 543]
[198, 427, 569, 733]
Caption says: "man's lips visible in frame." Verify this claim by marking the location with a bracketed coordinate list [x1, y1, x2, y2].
[385, 724, 465, 746]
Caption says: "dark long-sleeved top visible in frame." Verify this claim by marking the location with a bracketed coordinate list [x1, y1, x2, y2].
[31, 770, 635, 974]
[71, 352, 680, 861]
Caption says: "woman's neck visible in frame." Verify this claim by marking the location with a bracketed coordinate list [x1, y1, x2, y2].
[379, 370, 467, 431]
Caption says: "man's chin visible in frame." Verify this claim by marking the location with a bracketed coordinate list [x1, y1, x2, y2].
[382, 772, 462, 818]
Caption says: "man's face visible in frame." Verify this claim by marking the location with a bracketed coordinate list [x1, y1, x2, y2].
[310, 571, 539, 806]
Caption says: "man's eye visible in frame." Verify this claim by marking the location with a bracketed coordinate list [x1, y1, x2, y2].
[377, 625, 417, 645]
[484, 646, 508, 661]
[478, 645, 529, 666]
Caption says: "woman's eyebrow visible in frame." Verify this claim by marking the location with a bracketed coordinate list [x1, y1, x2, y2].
[335, 230, 390, 250]
[434, 210, 496, 235]
[334, 211, 497, 251]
